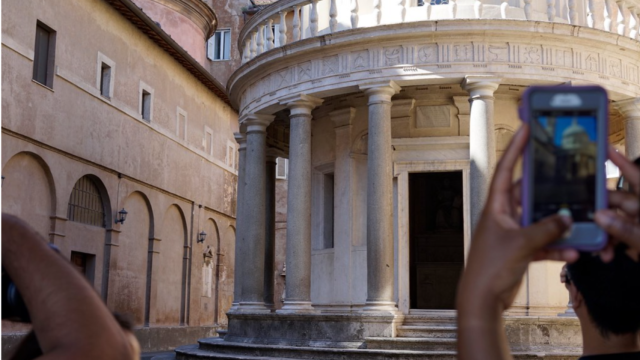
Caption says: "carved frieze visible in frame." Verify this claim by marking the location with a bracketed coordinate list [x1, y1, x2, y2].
[237, 37, 639, 116]
[351, 50, 370, 70]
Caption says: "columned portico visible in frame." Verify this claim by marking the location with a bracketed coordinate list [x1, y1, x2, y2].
[462, 76, 501, 230]
[238, 114, 274, 312]
[278, 94, 323, 313]
[230, 132, 247, 311]
[615, 97, 640, 160]
[360, 81, 401, 312]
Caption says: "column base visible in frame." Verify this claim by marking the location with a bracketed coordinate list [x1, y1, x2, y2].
[277, 301, 316, 314]
[235, 302, 271, 313]
[362, 301, 398, 313]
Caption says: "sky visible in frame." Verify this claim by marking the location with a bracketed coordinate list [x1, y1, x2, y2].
[537, 116, 597, 146]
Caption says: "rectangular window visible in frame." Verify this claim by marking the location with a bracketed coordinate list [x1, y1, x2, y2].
[205, 127, 214, 156]
[141, 90, 151, 121]
[100, 63, 112, 98]
[226, 141, 236, 168]
[70, 251, 96, 286]
[276, 158, 288, 179]
[207, 29, 231, 61]
[323, 173, 335, 249]
[33, 21, 56, 87]
[176, 107, 187, 141]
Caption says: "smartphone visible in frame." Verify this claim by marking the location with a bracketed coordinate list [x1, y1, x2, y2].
[519, 85, 608, 251]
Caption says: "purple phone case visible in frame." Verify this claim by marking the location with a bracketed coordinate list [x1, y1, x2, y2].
[519, 85, 608, 251]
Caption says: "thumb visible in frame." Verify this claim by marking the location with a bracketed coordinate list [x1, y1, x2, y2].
[522, 215, 572, 251]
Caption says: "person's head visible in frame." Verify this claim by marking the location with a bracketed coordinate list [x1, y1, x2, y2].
[565, 245, 640, 338]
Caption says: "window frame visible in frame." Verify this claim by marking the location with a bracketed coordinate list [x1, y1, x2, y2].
[32, 21, 57, 88]
[276, 158, 288, 179]
[139, 81, 154, 122]
[67, 176, 106, 228]
[226, 140, 236, 169]
[96, 52, 116, 99]
[207, 29, 231, 61]
[176, 107, 188, 141]
[204, 126, 214, 156]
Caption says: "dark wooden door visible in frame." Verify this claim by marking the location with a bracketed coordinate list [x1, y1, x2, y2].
[409, 172, 464, 309]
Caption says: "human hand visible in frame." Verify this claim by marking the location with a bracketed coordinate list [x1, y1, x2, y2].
[457, 124, 578, 314]
[595, 148, 640, 262]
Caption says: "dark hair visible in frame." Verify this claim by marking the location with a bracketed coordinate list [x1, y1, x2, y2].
[567, 245, 640, 337]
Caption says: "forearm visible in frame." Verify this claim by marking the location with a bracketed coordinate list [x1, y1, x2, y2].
[457, 292, 512, 360]
[2, 215, 132, 360]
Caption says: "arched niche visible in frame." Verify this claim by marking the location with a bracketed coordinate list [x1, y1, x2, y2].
[109, 191, 153, 325]
[2, 151, 56, 239]
[66, 174, 112, 227]
[154, 204, 187, 326]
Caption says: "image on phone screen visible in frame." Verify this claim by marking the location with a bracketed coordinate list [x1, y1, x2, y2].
[532, 111, 597, 223]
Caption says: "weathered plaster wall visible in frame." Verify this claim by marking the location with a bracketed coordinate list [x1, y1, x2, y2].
[132, 0, 207, 64]
[207, 0, 246, 86]
[1, 0, 239, 352]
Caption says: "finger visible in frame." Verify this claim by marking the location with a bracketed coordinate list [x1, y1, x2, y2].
[533, 248, 579, 263]
[607, 190, 640, 217]
[595, 209, 640, 252]
[490, 125, 529, 199]
[510, 180, 522, 218]
[609, 147, 640, 194]
[523, 215, 572, 251]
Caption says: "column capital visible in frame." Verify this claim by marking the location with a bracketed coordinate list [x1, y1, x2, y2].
[234, 132, 247, 150]
[360, 81, 401, 104]
[240, 113, 274, 133]
[329, 107, 356, 129]
[461, 76, 501, 98]
[279, 94, 324, 117]
[615, 97, 640, 118]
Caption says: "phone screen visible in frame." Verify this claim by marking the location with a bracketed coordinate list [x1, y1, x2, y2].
[532, 110, 597, 223]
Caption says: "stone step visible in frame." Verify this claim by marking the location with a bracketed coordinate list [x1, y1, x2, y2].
[366, 337, 458, 351]
[396, 325, 458, 338]
[401, 314, 457, 326]
[150, 355, 176, 360]
[216, 329, 228, 338]
[175, 339, 580, 360]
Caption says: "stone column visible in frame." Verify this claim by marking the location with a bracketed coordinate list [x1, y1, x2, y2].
[615, 97, 640, 160]
[360, 81, 401, 312]
[238, 114, 273, 312]
[264, 149, 278, 309]
[461, 76, 501, 231]
[278, 94, 323, 313]
[329, 108, 356, 306]
[230, 132, 247, 311]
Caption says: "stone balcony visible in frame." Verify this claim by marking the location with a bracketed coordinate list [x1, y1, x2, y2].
[228, 0, 640, 118]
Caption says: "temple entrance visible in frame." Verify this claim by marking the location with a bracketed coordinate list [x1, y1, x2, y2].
[409, 171, 465, 310]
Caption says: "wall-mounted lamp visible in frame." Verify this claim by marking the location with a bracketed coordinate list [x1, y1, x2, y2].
[197, 231, 207, 243]
[115, 208, 128, 224]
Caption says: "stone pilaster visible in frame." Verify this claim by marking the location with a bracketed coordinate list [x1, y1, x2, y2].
[230, 132, 247, 311]
[615, 97, 640, 160]
[278, 94, 323, 313]
[329, 107, 356, 306]
[461, 76, 501, 231]
[264, 149, 278, 309]
[238, 114, 273, 312]
[360, 81, 401, 312]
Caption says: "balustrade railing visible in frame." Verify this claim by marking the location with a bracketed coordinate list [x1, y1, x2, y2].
[240, 0, 640, 64]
